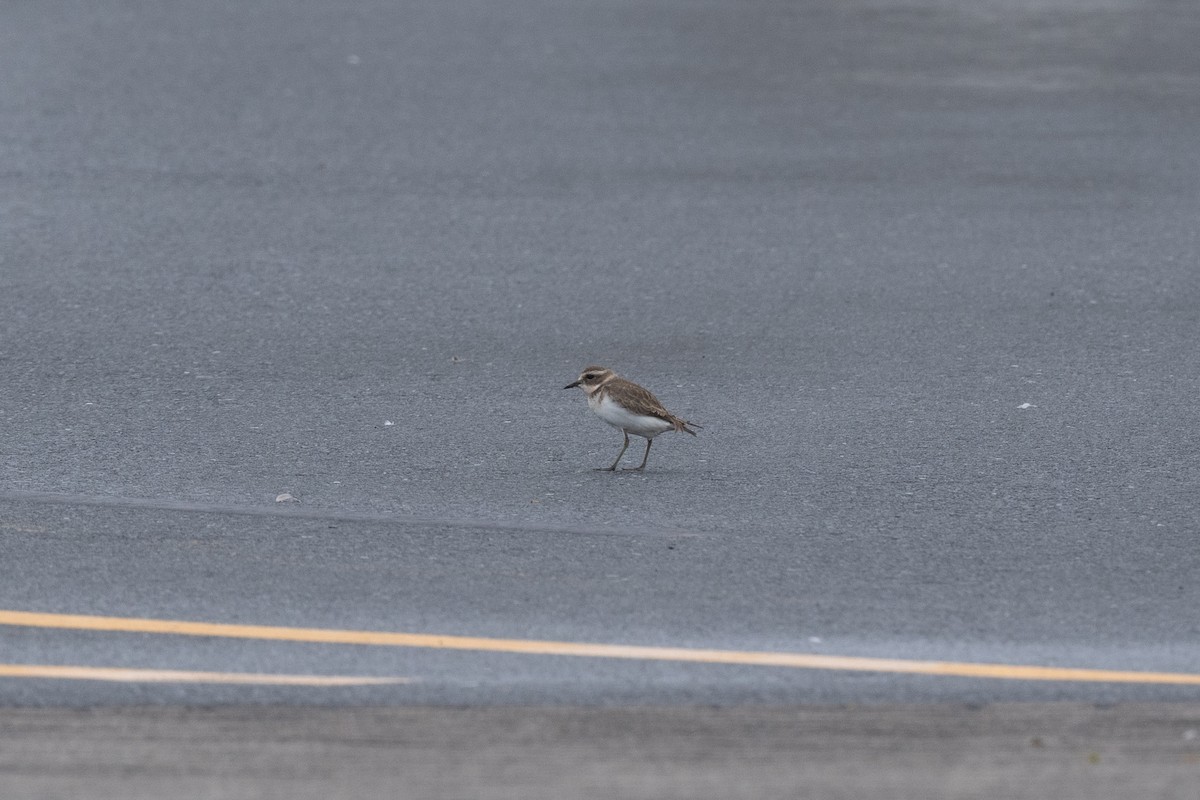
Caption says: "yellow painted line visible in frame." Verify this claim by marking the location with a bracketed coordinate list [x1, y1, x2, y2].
[0, 663, 409, 686]
[2, 609, 1199, 686]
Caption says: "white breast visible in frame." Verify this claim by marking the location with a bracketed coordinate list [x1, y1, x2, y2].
[590, 393, 674, 438]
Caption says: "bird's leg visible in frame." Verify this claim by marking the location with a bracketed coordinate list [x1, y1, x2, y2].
[599, 431, 630, 471]
[624, 438, 652, 471]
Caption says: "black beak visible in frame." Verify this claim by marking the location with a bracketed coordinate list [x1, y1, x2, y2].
[563, 379, 581, 389]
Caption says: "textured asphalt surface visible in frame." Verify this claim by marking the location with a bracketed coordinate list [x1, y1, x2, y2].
[3, 0, 1200, 719]
[3, 704, 1200, 800]
[5, 2, 1200, 794]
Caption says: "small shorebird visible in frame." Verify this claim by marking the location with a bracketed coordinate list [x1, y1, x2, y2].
[563, 365, 700, 471]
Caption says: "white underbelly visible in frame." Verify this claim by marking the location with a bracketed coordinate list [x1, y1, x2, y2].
[590, 394, 674, 438]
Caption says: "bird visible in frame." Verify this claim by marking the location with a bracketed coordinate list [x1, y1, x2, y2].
[563, 365, 700, 471]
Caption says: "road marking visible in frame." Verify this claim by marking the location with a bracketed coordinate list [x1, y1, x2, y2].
[0, 663, 409, 686]
[2, 609, 1199, 686]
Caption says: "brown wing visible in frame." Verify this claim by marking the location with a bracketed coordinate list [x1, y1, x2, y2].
[608, 378, 671, 417]
[609, 377, 700, 435]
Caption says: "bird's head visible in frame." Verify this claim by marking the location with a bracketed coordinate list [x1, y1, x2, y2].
[563, 365, 614, 394]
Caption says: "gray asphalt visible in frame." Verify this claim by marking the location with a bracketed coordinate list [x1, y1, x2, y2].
[2, 0, 1200, 710]
[3, 705, 1199, 800]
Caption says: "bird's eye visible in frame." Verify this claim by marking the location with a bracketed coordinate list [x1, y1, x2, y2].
[584, 373, 594, 380]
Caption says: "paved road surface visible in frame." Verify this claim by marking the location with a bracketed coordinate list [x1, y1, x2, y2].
[1, 705, 1198, 800]
[2, 0, 1199, 794]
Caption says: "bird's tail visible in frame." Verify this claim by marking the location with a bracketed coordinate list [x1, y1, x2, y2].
[672, 417, 701, 436]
